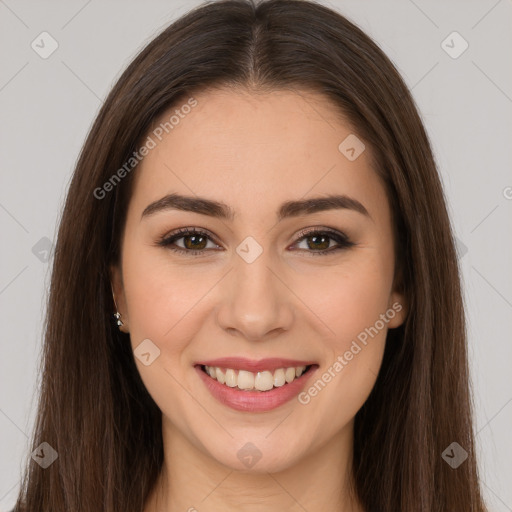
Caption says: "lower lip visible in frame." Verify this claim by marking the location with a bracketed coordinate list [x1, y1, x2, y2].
[195, 365, 318, 412]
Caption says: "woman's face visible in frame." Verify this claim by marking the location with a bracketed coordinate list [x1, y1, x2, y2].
[112, 87, 406, 473]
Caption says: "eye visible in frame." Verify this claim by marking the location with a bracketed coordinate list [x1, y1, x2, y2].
[156, 226, 355, 256]
[156, 227, 221, 256]
[290, 227, 355, 256]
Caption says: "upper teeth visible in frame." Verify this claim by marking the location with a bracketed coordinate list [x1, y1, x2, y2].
[204, 365, 308, 391]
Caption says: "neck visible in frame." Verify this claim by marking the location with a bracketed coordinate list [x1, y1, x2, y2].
[144, 417, 364, 512]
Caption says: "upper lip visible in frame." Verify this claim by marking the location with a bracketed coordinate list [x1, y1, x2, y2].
[195, 357, 316, 373]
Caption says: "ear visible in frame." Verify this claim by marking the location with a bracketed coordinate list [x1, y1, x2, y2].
[386, 267, 408, 329]
[110, 264, 129, 333]
[386, 290, 407, 328]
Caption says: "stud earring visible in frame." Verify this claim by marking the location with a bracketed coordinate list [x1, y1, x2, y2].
[114, 310, 124, 327]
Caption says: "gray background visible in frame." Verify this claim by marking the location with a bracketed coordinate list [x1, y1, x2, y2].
[1, 0, 511, 510]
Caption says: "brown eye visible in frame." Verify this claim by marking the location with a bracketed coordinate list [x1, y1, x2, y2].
[292, 228, 355, 256]
[157, 228, 220, 255]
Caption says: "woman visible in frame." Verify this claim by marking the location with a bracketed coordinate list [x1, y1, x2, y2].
[13, 0, 488, 510]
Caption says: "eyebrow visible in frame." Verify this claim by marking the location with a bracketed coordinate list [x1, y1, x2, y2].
[141, 193, 371, 222]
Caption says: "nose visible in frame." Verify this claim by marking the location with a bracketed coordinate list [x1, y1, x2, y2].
[215, 250, 295, 342]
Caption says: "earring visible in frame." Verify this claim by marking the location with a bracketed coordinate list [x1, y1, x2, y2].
[114, 310, 124, 327]
[110, 282, 124, 329]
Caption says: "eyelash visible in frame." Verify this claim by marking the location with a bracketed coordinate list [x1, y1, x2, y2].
[156, 226, 355, 257]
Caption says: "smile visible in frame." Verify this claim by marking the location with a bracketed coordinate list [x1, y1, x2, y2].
[195, 358, 318, 412]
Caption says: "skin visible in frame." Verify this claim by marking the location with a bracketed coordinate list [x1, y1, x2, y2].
[111, 87, 407, 512]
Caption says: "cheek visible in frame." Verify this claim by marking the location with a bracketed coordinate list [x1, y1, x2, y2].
[296, 280, 389, 440]
[309, 250, 394, 346]
[297, 252, 392, 412]
[122, 240, 213, 339]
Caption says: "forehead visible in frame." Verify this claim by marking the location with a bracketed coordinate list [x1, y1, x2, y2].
[129, 87, 386, 221]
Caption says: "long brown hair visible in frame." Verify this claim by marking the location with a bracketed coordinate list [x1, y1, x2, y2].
[14, 0, 487, 510]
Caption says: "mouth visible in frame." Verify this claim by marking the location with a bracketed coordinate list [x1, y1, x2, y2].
[194, 359, 319, 412]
